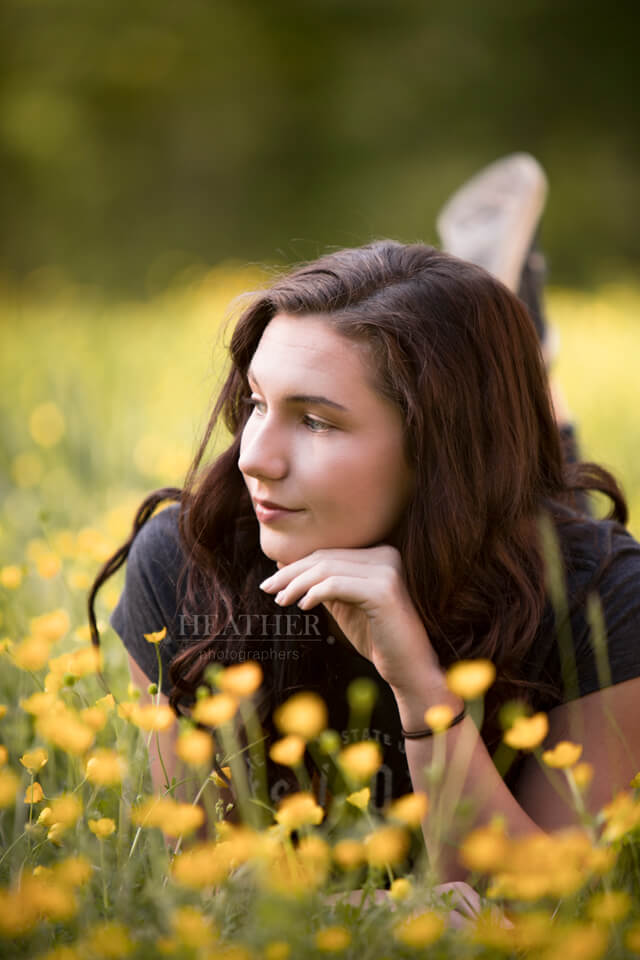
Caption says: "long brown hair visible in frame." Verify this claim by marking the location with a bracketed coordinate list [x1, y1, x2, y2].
[89, 241, 626, 747]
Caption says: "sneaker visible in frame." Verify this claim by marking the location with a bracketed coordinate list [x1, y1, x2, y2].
[436, 153, 548, 293]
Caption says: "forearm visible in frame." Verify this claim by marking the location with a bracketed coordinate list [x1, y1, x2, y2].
[393, 679, 544, 882]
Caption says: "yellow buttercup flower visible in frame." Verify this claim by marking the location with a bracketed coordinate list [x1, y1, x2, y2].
[386, 791, 428, 827]
[269, 734, 306, 768]
[48, 646, 101, 678]
[0, 746, 7, 765]
[573, 762, 595, 790]
[600, 791, 640, 842]
[176, 729, 214, 767]
[263, 838, 329, 896]
[364, 825, 409, 867]
[273, 691, 328, 740]
[543, 740, 583, 769]
[129, 704, 175, 732]
[89, 818, 116, 838]
[11, 636, 51, 672]
[315, 926, 351, 952]
[171, 905, 217, 949]
[210, 765, 232, 788]
[36, 707, 95, 755]
[95, 693, 115, 712]
[47, 793, 82, 830]
[24, 782, 44, 803]
[35, 552, 62, 580]
[503, 712, 549, 750]
[424, 704, 455, 732]
[83, 922, 134, 958]
[394, 911, 445, 948]
[625, 924, 640, 953]
[68, 570, 92, 591]
[459, 821, 509, 873]
[587, 889, 630, 924]
[337, 741, 382, 783]
[171, 842, 233, 888]
[217, 661, 263, 697]
[47, 822, 67, 845]
[30, 608, 70, 643]
[44, 672, 63, 694]
[0, 565, 23, 589]
[389, 877, 412, 901]
[332, 838, 366, 870]
[132, 796, 205, 838]
[79, 706, 108, 732]
[86, 749, 126, 786]
[545, 923, 608, 960]
[192, 693, 238, 727]
[274, 792, 324, 831]
[446, 659, 496, 699]
[0, 886, 38, 937]
[346, 786, 370, 811]
[143, 626, 167, 644]
[29, 402, 66, 448]
[264, 941, 291, 960]
[20, 691, 59, 716]
[37, 806, 54, 826]
[20, 747, 49, 773]
[54, 856, 92, 888]
[20, 871, 78, 922]
[0, 770, 20, 807]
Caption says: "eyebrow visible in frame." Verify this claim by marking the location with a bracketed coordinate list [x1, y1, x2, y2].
[247, 367, 350, 413]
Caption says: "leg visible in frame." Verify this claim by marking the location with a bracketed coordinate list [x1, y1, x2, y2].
[437, 153, 580, 459]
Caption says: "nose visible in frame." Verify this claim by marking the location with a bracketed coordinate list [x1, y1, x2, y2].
[238, 413, 289, 481]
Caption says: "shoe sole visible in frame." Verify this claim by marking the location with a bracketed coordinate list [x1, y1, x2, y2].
[436, 153, 548, 291]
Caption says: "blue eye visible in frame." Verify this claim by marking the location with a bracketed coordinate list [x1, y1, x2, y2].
[302, 415, 332, 434]
[242, 397, 333, 433]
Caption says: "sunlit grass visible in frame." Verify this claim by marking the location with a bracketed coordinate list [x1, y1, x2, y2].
[0, 273, 639, 958]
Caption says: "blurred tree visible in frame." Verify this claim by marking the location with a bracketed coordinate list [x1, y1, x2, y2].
[1, 0, 638, 293]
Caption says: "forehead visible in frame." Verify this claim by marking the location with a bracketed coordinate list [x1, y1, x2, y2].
[249, 313, 378, 393]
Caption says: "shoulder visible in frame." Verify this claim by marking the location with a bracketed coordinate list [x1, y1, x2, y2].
[555, 508, 640, 603]
[554, 508, 640, 696]
[109, 504, 188, 690]
[126, 503, 184, 583]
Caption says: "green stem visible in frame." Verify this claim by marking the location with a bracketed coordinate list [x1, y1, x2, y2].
[239, 700, 269, 824]
[155, 729, 171, 792]
[218, 723, 255, 827]
[100, 840, 109, 910]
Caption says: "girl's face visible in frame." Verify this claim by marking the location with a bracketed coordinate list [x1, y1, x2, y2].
[238, 313, 415, 565]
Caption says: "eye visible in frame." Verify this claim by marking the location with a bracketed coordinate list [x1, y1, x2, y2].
[302, 415, 332, 434]
[242, 396, 266, 415]
[242, 397, 333, 434]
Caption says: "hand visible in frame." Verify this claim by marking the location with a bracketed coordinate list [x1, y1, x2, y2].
[259, 546, 443, 697]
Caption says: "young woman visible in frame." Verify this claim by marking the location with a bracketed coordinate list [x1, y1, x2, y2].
[90, 239, 640, 884]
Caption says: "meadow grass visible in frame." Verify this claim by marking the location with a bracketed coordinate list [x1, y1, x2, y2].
[0, 271, 639, 959]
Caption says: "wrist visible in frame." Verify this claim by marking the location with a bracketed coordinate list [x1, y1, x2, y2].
[391, 672, 464, 730]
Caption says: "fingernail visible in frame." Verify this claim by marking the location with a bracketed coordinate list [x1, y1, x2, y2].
[259, 578, 273, 590]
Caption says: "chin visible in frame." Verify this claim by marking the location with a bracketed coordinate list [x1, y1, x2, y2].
[258, 532, 308, 566]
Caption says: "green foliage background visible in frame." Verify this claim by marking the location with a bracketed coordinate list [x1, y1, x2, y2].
[2, 0, 639, 293]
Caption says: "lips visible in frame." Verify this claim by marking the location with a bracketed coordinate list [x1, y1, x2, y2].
[254, 498, 300, 512]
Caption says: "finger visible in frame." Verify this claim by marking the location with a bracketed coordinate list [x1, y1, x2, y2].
[295, 575, 378, 611]
[261, 546, 398, 593]
[269, 561, 376, 607]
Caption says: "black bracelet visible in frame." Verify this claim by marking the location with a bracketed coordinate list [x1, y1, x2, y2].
[401, 706, 467, 739]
